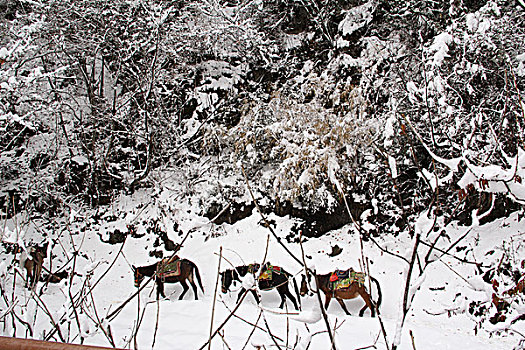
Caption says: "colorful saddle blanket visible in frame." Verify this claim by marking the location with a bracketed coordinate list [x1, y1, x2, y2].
[258, 265, 282, 281]
[330, 269, 366, 291]
[156, 256, 181, 279]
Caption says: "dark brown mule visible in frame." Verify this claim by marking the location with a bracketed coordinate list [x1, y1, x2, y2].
[300, 272, 382, 317]
[132, 258, 204, 300]
[23, 243, 48, 290]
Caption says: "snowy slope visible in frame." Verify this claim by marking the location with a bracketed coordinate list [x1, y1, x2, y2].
[1, 187, 522, 349]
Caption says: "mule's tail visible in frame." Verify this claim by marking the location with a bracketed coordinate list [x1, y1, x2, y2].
[192, 262, 205, 293]
[370, 276, 382, 310]
[292, 276, 302, 310]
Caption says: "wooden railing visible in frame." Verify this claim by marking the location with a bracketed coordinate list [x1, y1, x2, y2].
[0, 336, 123, 350]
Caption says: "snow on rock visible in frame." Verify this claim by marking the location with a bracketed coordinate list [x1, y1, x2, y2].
[415, 210, 435, 236]
[337, 1, 376, 48]
[466, 275, 490, 293]
[517, 52, 525, 76]
[466, 13, 479, 32]
[388, 155, 398, 179]
[288, 302, 322, 324]
[0, 47, 8, 59]
[427, 32, 453, 67]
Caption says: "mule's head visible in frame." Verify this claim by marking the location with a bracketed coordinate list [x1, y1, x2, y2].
[220, 270, 236, 294]
[132, 265, 143, 288]
[300, 274, 314, 297]
[300, 274, 308, 297]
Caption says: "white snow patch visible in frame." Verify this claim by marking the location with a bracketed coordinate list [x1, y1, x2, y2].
[428, 32, 453, 67]
[327, 156, 342, 193]
[517, 53, 525, 76]
[466, 13, 479, 33]
[72, 155, 89, 166]
[384, 113, 396, 148]
[0, 47, 8, 59]
[288, 302, 322, 324]
[388, 155, 398, 179]
[415, 210, 435, 236]
[338, 2, 375, 36]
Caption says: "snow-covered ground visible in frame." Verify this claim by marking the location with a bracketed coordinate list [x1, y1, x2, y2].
[1, 188, 523, 349]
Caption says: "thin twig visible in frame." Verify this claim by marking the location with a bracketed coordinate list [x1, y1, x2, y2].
[151, 298, 160, 348]
[208, 247, 223, 350]
[85, 278, 115, 347]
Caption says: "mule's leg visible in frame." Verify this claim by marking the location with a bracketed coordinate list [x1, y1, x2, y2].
[358, 291, 375, 317]
[28, 268, 34, 290]
[189, 280, 199, 300]
[157, 281, 166, 299]
[278, 291, 287, 309]
[33, 259, 43, 291]
[236, 288, 246, 303]
[336, 298, 352, 315]
[324, 293, 332, 310]
[187, 271, 198, 300]
[178, 280, 189, 300]
[24, 260, 32, 289]
[30, 263, 38, 290]
[249, 289, 260, 304]
[282, 287, 299, 310]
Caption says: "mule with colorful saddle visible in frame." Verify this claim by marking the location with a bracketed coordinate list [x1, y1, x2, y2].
[220, 262, 301, 310]
[132, 256, 204, 300]
[300, 268, 382, 317]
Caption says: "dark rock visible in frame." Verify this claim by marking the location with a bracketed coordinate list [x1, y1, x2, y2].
[100, 229, 127, 244]
[328, 244, 343, 257]
[30, 153, 52, 170]
[273, 198, 370, 238]
[204, 202, 255, 225]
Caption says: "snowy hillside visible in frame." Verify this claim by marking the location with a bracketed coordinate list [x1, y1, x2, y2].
[0, 184, 524, 349]
[1, 0, 525, 349]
